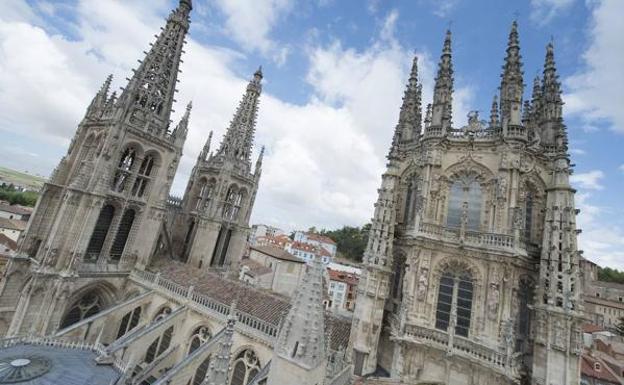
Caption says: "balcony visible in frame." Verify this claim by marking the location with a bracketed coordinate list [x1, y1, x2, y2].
[401, 324, 518, 378]
[417, 222, 521, 253]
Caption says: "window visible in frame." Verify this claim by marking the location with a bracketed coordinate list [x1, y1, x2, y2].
[435, 269, 474, 337]
[403, 176, 419, 225]
[188, 326, 212, 355]
[116, 306, 142, 339]
[524, 191, 534, 240]
[194, 179, 216, 212]
[192, 356, 211, 385]
[229, 350, 260, 385]
[85, 205, 115, 261]
[60, 290, 104, 329]
[110, 209, 136, 261]
[131, 155, 155, 198]
[144, 326, 174, 363]
[446, 173, 482, 231]
[112, 147, 137, 192]
[223, 186, 244, 221]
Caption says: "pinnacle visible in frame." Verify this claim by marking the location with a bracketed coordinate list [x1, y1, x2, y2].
[179, 0, 192, 10]
[255, 65, 263, 79]
[443, 29, 452, 56]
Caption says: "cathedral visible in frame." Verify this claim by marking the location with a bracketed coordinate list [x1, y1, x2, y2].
[0, 1, 584, 385]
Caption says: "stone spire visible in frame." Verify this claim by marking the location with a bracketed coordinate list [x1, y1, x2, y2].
[489, 94, 499, 128]
[275, 256, 326, 369]
[500, 20, 524, 128]
[429, 30, 454, 134]
[216, 68, 263, 164]
[397, 56, 423, 141]
[117, 0, 192, 131]
[254, 146, 265, 176]
[172, 101, 192, 146]
[199, 131, 213, 161]
[539, 42, 567, 151]
[86, 74, 113, 119]
[205, 302, 237, 385]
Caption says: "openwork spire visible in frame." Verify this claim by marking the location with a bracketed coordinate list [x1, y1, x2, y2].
[430, 30, 454, 131]
[500, 20, 524, 127]
[216, 68, 263, 164]
[539, 42, 567, 151]
[274, 256, 326, 370]
[255, 145, 265, 175]
[117, 0, 192, 131]
[389, 56, 422, 159]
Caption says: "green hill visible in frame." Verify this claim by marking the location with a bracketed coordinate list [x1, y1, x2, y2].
[0, 166, 46, 191]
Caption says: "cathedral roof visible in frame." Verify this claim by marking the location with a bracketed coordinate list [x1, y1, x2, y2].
[150, 258, 351, 350]
[251, 245, 304, 263]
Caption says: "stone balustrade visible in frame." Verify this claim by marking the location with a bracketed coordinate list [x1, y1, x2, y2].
[403, 324, 512, 376]
[418, 222, 518, 251]
[130, 270, 279, 341]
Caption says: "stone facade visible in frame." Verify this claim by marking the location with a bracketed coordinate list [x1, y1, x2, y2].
[350, 23, 584, 385]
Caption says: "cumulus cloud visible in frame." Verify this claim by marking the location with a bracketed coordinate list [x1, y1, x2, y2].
[570, 170, 605, 190]
[530, 0, 574, 25]
[212, 0, 293, 64]
[565, 0, 624, 133]
[0, 2, 476, 232]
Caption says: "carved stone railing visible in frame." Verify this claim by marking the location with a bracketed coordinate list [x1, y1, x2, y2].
[0, 335, 129, 373]
[505, 125, 527, 140]
[76, 257, 135, 274]
[130, 270, 279, 342]
[417, 222, 517, 251]
[402, 324, 512, 375]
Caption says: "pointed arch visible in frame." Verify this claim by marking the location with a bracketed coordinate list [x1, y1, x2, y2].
[110, 208, 136, 261]
[85, 204, 115, 261]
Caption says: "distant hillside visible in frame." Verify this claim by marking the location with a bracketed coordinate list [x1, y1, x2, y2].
[0, 166, 46, 191]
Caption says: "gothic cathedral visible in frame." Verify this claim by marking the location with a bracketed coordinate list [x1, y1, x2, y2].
[349, 24, 583, 385]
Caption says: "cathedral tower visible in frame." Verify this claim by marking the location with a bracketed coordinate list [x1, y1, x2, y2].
[350, 23, 582, 385]
[0, 0, 193, 336]
[171, 68, 263, 271]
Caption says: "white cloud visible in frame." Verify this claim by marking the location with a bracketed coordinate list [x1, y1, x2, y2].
[565, 0, 624, 133]
[212, 0, 293, 64]
[0, 3, 475, 232]
[530, 0, 574, 25]
[430, 0, 460, 17]
[570, 170, 604, 190]
[619, 164, 624, 173]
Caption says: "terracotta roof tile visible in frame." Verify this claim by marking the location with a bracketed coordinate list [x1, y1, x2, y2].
[0, 218, 27, 231]
[0, 233, 18, 251]
[150, 258, 351, 351]
[251, 245, 303, 263]
[0, 204, 32, 215]
[581, 353, 621, 384]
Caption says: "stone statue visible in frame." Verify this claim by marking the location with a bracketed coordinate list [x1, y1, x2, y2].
[488, 282, 500, 320]
[416, 267, 429, 301]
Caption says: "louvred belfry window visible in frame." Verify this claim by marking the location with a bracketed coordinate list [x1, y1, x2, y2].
[223, 186, 244, 221]
[131, 155, 155, 198]
[110, 209, 136, 261]
[85, 204, 115, 260]
[112, 147, 137, 192]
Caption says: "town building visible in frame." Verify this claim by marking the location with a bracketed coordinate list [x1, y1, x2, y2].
[294, 230, 337, 257]
[0, 217, 27, 242]
[327, 268, 360, 313]
[0, 203, 33, 221]
[250, 224, 285, 246]
[581, 258, 624, 329]
[241, 245, 306, 296]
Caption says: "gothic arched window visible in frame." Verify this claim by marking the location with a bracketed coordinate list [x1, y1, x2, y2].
[144, 326, 174, 363]
[188, 326, 212, 355]
[110, 209, 136, 261]
[403, 175, 419, 225]
[85, 204, 115, 261]
[446, 173, 482, 231]
[223, 186, 244, 222]
[112, 147, 137, 192]
[191, 356, 211, 385]
[131, 154, 156, 198]
[435, 268, 474, 337]
[194, 178, 216, 212]
[60, 290, 105, 329]
[116, 306, 142, 339]
[229, 349, 260, 385]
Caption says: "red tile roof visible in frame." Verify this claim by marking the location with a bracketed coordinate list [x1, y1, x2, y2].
[328, 268, 360, 286]
[0, 218, 27, 231]
[583, 323, 607, 334]
[581, 353, 621, 384]
[150, 257, 351, 350]
[0, 234, 17, 251]
[0, 204, 32, 216]
[306, 233, 336, 245]
[251, 245, 303, 263]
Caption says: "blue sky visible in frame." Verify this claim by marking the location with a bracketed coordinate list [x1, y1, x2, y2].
[0, 0, 622, 268]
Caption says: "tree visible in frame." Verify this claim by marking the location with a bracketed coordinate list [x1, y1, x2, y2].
[321, 224, 371, 262]
[598, 267, 624, 284]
